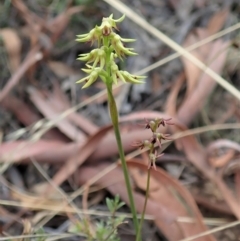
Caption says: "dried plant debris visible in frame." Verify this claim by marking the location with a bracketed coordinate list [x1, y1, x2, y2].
[0, 1, 240, 240]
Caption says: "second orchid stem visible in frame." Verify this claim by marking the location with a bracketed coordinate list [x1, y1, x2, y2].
[136, 163, 151, 241]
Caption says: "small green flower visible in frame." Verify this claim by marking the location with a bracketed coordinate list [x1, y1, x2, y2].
[100, 14, 125, 36]
[76, 15, 125, 46]
[76, 27, 102, 46]
[78, 48, 106, 69]
[76, 68, 101, 88]
[110, 63, 145, 85]
[110, 32, 137, 58]
[118, 71, 146, 84]
[77, 49, 98, 62]
[110, 33, 137, 58]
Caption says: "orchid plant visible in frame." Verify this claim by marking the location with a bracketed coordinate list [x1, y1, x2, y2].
[76, 14, 145, 239]
[76, 14, 173, 241]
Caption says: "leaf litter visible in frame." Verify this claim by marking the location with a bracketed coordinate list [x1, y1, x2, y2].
[0, 1, 240, 240]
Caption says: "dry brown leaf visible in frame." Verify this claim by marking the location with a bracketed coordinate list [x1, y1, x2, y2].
[47, 61, 79, 78]
[182, 9, 228, 98]
[193, 193, 232, 215]
[78, 162, 214, 241]
[49, 83, 99, 135]
[0, 28, 22, 72]
[207, 9, 229, 35]
[165, 72, 185, 116]
[182, 28, 209, 96]
[130, 168, 159, 192]
[78, 163, 179, 240]
[235, 171, 240, 202]
[48, 6, 84, 45]
[28, 86, 86, 142]
[0, 140, 67, 163]
[0, 95, 66, 141]
[127, 160, 216, 241]
[208, 149, 235, 168]
[47, 125, 113, 192]
[178, 40, 229, 125]
[170, 123, 240, 220]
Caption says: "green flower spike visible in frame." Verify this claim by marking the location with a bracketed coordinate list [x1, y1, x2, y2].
[76, 15, 146, 238]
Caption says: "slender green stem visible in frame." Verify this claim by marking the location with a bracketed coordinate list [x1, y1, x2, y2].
[136, 168, 151, 241]
[103, 35, 139, 237]
[106, 85, 139, 234]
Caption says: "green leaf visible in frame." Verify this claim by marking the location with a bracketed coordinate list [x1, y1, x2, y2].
[106, 197, 114, 212]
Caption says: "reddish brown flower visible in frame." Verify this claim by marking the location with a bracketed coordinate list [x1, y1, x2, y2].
[148, 150, 164, 170]
[159, 118, 174, 127]
[131, 139, 153, 150]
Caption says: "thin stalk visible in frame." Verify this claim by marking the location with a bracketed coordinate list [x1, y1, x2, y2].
[106, 85, 139, 235]
[136, 168, 150, 241]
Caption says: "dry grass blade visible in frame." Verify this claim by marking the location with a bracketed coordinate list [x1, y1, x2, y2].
[104, 0, 240, 101]
[0, 233, 75, 241]
[178, 220, 240, 241]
